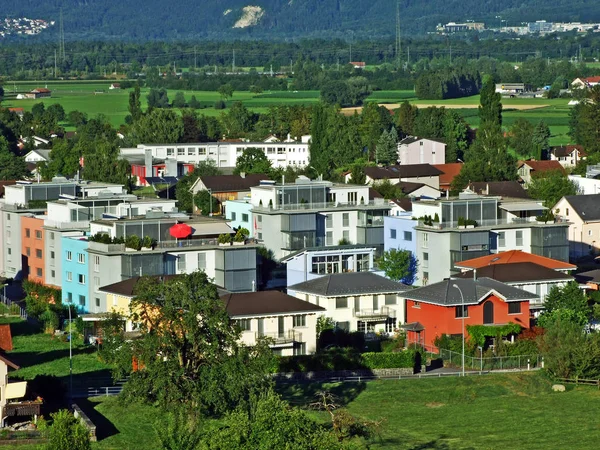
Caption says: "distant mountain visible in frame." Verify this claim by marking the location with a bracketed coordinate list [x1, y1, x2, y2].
[4, 1, 600, 41]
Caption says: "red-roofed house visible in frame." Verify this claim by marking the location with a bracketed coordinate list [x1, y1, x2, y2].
[433, 163, 463, 191]
[454, 249, 576, 273]
[517, 160, 566, 186]
[349, 62, 366, 69]
[25, 88, 51, 99]
[572, 76, 600, 88]
[546, 145, 586, 168]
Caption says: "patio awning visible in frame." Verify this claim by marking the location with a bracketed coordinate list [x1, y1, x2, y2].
[401, 322, 425, 332]
[499, 202, 546, 212]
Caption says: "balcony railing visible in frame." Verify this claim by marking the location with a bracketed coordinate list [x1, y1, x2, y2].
[257, 330, 302, 345]
[44, 219, 90, 229]
[253, 199, 389, 212]
[353, 306, 396, 319]
[417, 217, 556, 230]
[88, 238, 258, 253]
[3, 401, 42, 418]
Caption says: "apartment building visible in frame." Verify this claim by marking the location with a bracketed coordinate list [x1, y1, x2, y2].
[120, 135, 310, 170]
[249, 177, 390, 260]
[398, 137, 446, 165]
[408, 191, 569, 285]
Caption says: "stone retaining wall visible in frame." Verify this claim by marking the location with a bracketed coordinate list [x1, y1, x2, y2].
[72, 404, 97, 442]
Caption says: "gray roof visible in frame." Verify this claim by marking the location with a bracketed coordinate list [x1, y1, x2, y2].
[399, 136, 446, 145]
[288, 272, 410, 297]
[562, 194, 600, 222]
[575, 269, 600, 284]
[455, 263, 573, 284]
[404, 277, 538, 306]
[221, 291, 325, 317]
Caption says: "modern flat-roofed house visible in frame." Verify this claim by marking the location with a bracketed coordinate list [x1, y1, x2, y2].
[221, 290, 325, 356]
[288, 272, 409, 334]
[398, 137, 446, 166]
[403, 277, 537, 349]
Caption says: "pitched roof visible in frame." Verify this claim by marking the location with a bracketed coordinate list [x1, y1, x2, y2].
[561, 194, 600, 222]
[518, 160, 566, 175]
[550, 145, 585, 158]
[31, 88, 51, 93]
[404, 277, 538, 306]
[585, 76, 600, 83]
[455, 262, 573, 283]
[455, 250, 576, 271]
[197, 174, 270, 192]
[288, 272, 410, 297]
[387, 164, 443, 178]
[575, 269, 600, 285]
[390, 197, 412, 212]
[466, 181, 529, 199]
[364, 166, 396, 180]
[220, 291, 325, 317]
[0, 353, 19, 370]
[399, 136, 446, 145]
[433, 163, 463, 188]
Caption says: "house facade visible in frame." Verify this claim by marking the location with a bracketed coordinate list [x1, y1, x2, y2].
[547, 145, 586, 168]
[398, 137, 446, 166]
[517, 160, 566, 186]
[553, 194, 600, 258]
[288, 272, 409, 334]
[569, 175, 600, 195]
[404, 277, 537, 349]
[20, 215, 46, 283]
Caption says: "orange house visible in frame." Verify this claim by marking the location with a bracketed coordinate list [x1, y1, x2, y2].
[404, 277, 537, 349]
[20, 216, 46, 283]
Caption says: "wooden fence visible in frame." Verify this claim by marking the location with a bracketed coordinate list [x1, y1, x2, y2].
[556, 377, 600, 389]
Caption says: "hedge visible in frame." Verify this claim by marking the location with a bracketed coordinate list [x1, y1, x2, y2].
[275, 348, 419, 373]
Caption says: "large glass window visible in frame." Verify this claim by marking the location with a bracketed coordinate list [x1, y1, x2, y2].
[237, 319, 251, 331]
[342, 213, 349, 227]
[508, 302, 521, 314]
[404, 231, 412, 241]
[312, 255, 341, 274]
[390, 229, 397, 239]
[336, 297, 348, 309]
[293, 315, 306, 327]
[498, 232, 505, 247]
[516, 230, 523, 246]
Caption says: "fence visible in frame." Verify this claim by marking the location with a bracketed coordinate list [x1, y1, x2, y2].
[439, 348, 542, 371]
[0, 293, 27, 320]
[556, 377, 600, 389]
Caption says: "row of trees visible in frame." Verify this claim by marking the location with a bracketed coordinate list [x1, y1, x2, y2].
[415, 68, 481, 100]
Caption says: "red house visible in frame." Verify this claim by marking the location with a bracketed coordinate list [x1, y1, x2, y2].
[404, 277, 537, 349]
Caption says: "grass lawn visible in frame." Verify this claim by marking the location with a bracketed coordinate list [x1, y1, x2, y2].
[1, 318, 110, 381]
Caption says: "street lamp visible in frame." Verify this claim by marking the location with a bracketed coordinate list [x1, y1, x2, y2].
[452, 283, 466, 377]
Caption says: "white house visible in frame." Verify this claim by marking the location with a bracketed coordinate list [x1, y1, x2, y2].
[398, 137, 446, 166]
[547, 145, 586, 168]
[24, 149, 51, 164]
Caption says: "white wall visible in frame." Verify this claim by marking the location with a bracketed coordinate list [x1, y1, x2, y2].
[569, 175, 600, 195]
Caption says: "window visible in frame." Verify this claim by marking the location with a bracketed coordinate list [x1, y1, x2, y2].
[257, 232, 263, 240]
[589, 230, 593, 237]
[257, 215, 262, 223]
[357, 321, 366, 333]
[422, 252, 429, 268]
[35, 230, 42, 239]
[423, 272, 429, 284]
[412, 301, 421, 308]
[94, 256, 100, 272]
[404, 231, 412, 241]
[566, 208, 569, 216]
[498, 232, 505, 248]
[326, 231, 333, 246]
[26, 247, 31, 257]
[25, 228, 30, 238]
[386, 318, 396, 333]
[177, 256, 186, 272]
[455, 305, 468, 318]
[294, 342, 307, 356]
[508, 302, 521, 314]
[177, 148, 185, 156]
[67, 292, 73, 302]
[66, 271, 72, 282]
[78, 274, 86, 284]
[94, 277, 100, 289]
[167, 148, 175, 156]
[516, 230, 523, 246]
[66, 251, 72, 261]
[35, 249, 42, 259]
[343, 230, 350, 241]
[385, 295, 397, 305]
[36, 268, 42, 277]
[78, 253, 85, 264]
[50, 251, 55, 259]
[328, 193, 337, 203]
[188, 147, 196, 156]
[336, 297, 348, 309]
[51, 270, 55, 278]
[95, 298, 101, 308]
[198, 148, 206, 155]
[197, 252, 207, 270]
[293, 315, 306, 327]
[241, 213, 249, 222]
[7, 248, 11, 256]
[6, 213, 10, 220]
[49, 232, 54, 241]
[422, 233, 429, 248]
[325, 214, 333, 228]
[237, 319, 251, 331]
[79, 295, 86, 306]
[342, 213, 349, 227]
[231, 212, 237, 221]
[348, 192, 358, 203]
[390, 229, 397, 239]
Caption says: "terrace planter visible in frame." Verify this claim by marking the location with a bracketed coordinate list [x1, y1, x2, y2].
[219, 242, 231, 247]
[233, 241, 245, 246]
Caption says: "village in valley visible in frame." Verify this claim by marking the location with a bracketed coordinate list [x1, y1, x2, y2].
[1, 3, 600, 449]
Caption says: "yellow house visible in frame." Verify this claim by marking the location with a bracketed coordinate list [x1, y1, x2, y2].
[553, 194, 600, 258]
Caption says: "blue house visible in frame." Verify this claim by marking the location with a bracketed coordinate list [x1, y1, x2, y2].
[383, 213, 419, 285]
[224, 199, 254, 237]
[61, 235, 91, 313]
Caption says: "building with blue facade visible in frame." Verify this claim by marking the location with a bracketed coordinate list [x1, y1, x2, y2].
[61, 235, 91, 313]
[224, 199, 254, 237]
[384, 213, 417, 256]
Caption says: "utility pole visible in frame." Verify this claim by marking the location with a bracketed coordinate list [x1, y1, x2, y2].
[194, 46, 197, 69]
[54, 49, 57, 78]
[395, 0, 401, 67]
[232, 49, 235, 73]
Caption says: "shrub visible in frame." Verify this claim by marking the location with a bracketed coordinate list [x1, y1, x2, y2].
[125, 235, 142, 250]
[142, 235, 156, 248]
[46, 409, 91, 450]
[234, 227, 249, 242]
[218, 233, 232, 244]
[214, 100, 226, 110]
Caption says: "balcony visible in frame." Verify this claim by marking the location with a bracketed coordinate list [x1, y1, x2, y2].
[3, 401, 42, 418]
[258, 330, 302, 346]
[44, 219, 90, 230]
[253, 199, 389, 212]
[417, 217, 559, 231]
[353, 306, 396, 320]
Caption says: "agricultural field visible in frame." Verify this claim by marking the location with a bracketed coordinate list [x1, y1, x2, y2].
[1, 81, 574, 145]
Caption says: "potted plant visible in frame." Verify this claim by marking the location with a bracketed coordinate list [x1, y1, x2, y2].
[457, 217, 466, 229]
[466, 219, 477, 228]
[268, 199, 273, 209]
[125, 235, 141, 251]
[259, 199, 263, 207]
[218, 233, 232, 246]
[141, 235, 156, 250]
[233, 227, 249, 245]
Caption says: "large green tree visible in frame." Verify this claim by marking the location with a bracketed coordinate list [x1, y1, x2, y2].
[375, 127, 398, 165]
[0, 136, 29, 180]
[538, 281, 590, 329]
[378, 249, 418, 285]
[509, 118, 535, 158]
[569, 85, 600, 154]
[129, 109, 184, 144]
[120, 272, 275, 416]
[234, 147, 272, 175]
[128, 84, 142, 122]
[528, 170, 578, 207]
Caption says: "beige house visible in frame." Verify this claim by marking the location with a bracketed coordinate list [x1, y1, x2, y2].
[287, 272, 410, 334]
[517, 160, 566, 186]
[0, 354, 31, 427]
[553, 194, 600, 258]
[221, 291, 324, 356]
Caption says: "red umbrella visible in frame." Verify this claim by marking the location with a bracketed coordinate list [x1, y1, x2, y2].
[169, 223, 193, 239]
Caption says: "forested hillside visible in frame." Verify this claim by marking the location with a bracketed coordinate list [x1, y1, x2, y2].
[3, 0, 600, 41]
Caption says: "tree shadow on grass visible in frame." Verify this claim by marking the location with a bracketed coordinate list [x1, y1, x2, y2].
[75, 398, 119, 441]
[8, 345, 100, 369]
[9, 320, 42, 336]
[276, 381, 367, 408]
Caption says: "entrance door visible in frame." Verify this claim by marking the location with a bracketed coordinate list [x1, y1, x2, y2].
[483, 301, 494, 324]
[257, 318, 265, 337]
[373, 296, 379, 312]
[278, 316, 285, 338]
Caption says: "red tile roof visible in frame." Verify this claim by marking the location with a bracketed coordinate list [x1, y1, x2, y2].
[455, 250, 576, 271]
[585, 76, 600, 83]
[433, 163, 463, 189]
[519, 160, 566, 175]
